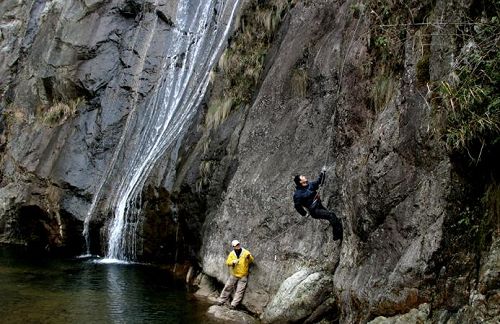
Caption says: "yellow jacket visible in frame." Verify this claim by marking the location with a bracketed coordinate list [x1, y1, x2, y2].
[225, 248, 254, 278]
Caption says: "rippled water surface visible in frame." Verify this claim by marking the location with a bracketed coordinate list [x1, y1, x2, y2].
[0, 246, 216, 323]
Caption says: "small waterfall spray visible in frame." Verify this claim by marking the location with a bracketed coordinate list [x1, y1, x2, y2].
[83, 0, 241, 261]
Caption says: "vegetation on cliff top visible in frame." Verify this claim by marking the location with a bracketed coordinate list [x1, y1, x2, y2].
[365, 0, 436, 111]
[205, 0, 297, 130]
[436, 13, 499, 163]
[365, 0, 499, 163]
[433, 1, 500, 271]
[359, 0, 499, 257]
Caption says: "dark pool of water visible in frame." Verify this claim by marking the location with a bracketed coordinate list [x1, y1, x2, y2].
[0, 246, 219, 324]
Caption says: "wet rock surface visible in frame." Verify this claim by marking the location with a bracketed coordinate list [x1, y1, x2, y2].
[0, 0, 498, 323]
[0, 0, 181, 254]
[207, 305, 258, 324]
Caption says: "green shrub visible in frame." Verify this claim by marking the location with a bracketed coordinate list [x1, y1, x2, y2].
[435, 16, 499, 161]
[350, 3, 366, 18]
[207, 0, 296, 130]
[367, 0, 438, 74]
[374, 36, 389, 48]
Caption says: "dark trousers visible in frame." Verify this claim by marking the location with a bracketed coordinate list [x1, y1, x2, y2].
[309, 202, 343, 240]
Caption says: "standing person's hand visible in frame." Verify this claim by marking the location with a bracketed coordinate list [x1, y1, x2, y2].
[232, 260, 238, 266]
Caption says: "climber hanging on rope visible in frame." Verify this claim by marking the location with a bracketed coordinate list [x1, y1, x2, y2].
[293, 167, 343, 241]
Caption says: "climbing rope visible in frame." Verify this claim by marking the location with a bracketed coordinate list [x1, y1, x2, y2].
[263, 214, 309, 295]
[264, 2, 366, 299]
[318, 0, 365, 202]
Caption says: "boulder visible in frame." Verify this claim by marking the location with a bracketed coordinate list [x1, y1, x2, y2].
[207, 305, 258, 324]
[261, 269, 334, 323]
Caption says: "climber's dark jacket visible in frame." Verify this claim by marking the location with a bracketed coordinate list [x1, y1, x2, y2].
[293, 172, 325, 216]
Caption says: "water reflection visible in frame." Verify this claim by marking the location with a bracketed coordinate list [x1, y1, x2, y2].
[106, 264, 129, 323]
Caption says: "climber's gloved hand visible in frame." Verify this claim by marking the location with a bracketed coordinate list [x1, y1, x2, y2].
[232, 260, 239, 266]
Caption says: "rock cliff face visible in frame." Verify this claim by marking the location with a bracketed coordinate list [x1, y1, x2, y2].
[0, 0, 181, 255]
[0, 0, 498, 323]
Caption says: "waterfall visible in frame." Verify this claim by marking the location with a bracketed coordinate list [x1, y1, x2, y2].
[83, 0, 241, 261]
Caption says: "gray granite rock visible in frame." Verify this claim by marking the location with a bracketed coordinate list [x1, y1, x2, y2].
[0, 0, 498, 323]
[207, 305, 258, 324]
[368, 303, 431, 324]
[261, 269, 334, 323]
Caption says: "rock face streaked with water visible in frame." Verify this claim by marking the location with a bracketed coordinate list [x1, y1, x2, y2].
[0, 0, 498, 323]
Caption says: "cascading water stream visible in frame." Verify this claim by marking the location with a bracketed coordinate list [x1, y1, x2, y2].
[83, 0, 242, 261]
[82, 0, 160, 256]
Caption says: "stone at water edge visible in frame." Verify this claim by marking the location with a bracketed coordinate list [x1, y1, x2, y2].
[207, 305, 258, 324]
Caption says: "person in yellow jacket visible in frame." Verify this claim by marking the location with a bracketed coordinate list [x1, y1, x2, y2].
[217, 239, 254, 309]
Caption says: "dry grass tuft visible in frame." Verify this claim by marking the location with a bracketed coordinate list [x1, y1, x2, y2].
[43, 98, 84, 126]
